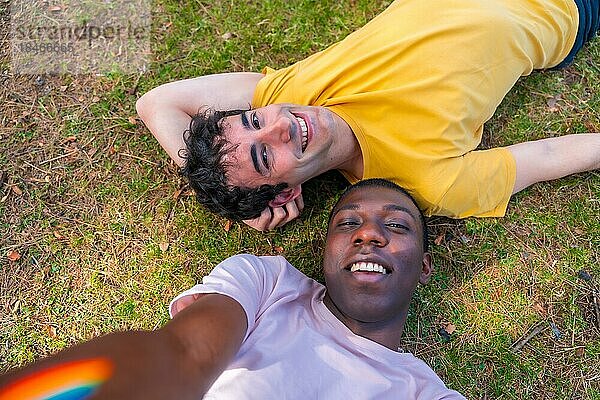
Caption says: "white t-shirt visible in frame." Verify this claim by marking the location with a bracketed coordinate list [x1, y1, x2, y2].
[170, 254, 465, 399]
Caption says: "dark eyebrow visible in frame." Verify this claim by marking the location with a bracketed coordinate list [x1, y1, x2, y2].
[383, 204, 417, 222]
[250, 144, 261, 174]
[330, 204, 359, 220]
[241, 112, 250, 129]
[331, 203, 417, 221]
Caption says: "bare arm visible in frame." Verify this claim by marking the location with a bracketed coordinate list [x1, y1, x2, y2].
[0, 294, 246, 400]
[136, 73, 264, 165]
[508, 133, 600, 194]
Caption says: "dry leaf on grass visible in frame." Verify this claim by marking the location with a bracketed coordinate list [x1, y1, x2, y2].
[7, 250, 21, 261]
[274, 246, 284, 253]
[11, 185, 23, 196]
[224, 220, 233, 232]
[172, 188, 184, 200]
[127, 116, 137, 125]
[546, 94, 561, 112]
[533, 302, 547, 315]
[444, 323, 456, 335]
[46, 325, 57, 338]
[159, 242, 169, 252]
[434, 234, 444, 246]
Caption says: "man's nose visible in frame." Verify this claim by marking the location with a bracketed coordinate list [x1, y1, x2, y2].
[352, 221, 388, 248]
[261, 117, 291, 143]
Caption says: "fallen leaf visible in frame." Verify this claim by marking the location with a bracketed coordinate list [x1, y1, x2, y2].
[434, 234, 444, 246]
[49, 5, 61, 11]
[87, 147, 97, 157]
[159, 242, 169, 252]
[64, 136, 77, 143]
[533, 302, 546, 314]
[221, 32, 233, 40]
[7, 250, 21, 261]
[53, 231, 65, 240]
[546, 94, 561, 112]
[127, 116, 137, 125]
[274, 246, 284, 253]
[46, 325, 57, 338]
[223, 220, 232, 232]
[92, 96, 100, 103]
[444, 323, 456, 335]
[11, 185, 23, 196]
[575, 347, 585, 357]
[172, 188, 183, 200]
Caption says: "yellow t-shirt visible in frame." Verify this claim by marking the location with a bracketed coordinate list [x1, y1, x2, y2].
[252, 0, 578, 218]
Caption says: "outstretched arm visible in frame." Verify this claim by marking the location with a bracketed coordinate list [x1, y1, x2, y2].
[507, 133, 600, 194]
[0, 294, 246, 400]
[136, 73, 264, 165]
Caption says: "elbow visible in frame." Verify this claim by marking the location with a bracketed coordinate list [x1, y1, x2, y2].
[135, 90, 153, 122]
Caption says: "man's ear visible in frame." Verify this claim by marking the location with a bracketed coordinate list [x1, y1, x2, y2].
[419, 253, 433, 284]
[268, 185, 302, 207]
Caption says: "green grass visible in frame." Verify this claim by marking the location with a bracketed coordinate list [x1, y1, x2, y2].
[1, 0, 599, 398]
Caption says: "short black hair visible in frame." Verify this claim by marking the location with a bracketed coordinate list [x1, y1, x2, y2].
[180, 108, 288, 220]
[328, 179, 429, 252]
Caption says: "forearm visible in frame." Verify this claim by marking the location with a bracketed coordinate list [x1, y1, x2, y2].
[0, 330, 205, 400]
[136, 92, 191, 166]
[508, 133, 600, 194]
[0, 295, 247, 399]
[163, 293, 247, 390]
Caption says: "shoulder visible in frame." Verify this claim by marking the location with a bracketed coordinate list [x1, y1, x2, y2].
[215, 254, 309, 286]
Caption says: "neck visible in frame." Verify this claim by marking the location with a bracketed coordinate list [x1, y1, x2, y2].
[337, 139, 364, 180]
[328, 109, 364, 179]
[323, 293, 407, 352]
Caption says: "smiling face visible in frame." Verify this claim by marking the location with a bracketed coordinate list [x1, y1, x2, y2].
[220, 104, 359, 198]
[323, 184, 432, 328]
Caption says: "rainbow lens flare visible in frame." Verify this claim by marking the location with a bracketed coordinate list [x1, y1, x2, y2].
[0, 358, 113, 400]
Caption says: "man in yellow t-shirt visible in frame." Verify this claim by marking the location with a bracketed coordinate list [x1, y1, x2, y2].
[137, 0, 600, 231]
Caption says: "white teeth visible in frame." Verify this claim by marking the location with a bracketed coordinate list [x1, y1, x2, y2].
[349, 262, 387, 274]
[295, 116, 308, 151]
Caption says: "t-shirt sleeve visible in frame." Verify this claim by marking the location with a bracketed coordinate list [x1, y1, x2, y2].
[252, 65, 300, 107]
[432, 147, 517, 218]
[169, 254, 287, 341]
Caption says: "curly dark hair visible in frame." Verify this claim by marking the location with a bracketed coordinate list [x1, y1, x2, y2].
[180, 108, 288, 220]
